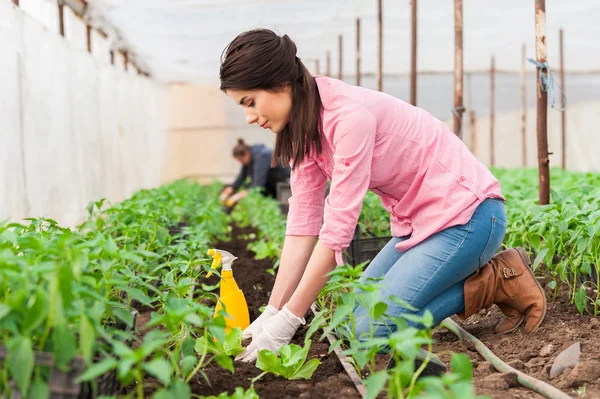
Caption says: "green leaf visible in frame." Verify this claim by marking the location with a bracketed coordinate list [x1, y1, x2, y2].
[8, 336, 34, 395]
[123, 287, 153, 307]
[215, 353, 234, 374]
[143, 358, 173, 386]
[223, 328, 244, 357]
[169, 380, 191, 399]
[451, 353, 473, 381]
[0, 303, 11, 322]
[575, 286, 587, 315]
[53, 324, 77, 370]
[183, 313, 204, 327]
[80, 311, 96, 364]
[279, 343, 307, 368]
[29, 376, 49, 399]
[104, 236, 119, 256]
[181, 356, 197, 376]
[290, 358, 320, 380]
[547, 280, 557, 290]
[256, 349, 283, 375]
[113, 308, 135, 329]
[532, 247, 549, 270]
[121, 252, 145, 266]
[76, 357, 118, 382]
[373, 301, 388, 320]
[364, 370, 389, 399]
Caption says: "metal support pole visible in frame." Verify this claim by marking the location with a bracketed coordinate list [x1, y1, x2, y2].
[315, 59, 320, 75]
[410, 0, 417, 105]
[560, 28, 566, 170]
[490, 56, 495, 167]
[58, 0, 65, 37]
[338, 35, 343, 81]
[356, 18, 361, 86]
[521, 43, 527, 168]
[453, 0, 464, 137]
[326, 50, 331, 77]
[535, 0, 550, 205]
[86, 25, 92, 53]
[377, 0, 383, 92]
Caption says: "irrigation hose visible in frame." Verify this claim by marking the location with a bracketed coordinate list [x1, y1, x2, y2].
[442, 318, 573, 399]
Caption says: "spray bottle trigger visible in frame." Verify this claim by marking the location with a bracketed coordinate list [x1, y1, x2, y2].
[206, 249, 222, 278]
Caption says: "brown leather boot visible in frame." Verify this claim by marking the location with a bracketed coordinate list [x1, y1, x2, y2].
[457, 247, 547, 334]
[495, 304, 525, 334]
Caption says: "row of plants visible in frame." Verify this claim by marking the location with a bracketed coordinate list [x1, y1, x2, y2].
[492, 168, 600, 315]
[0, 180, 259, 399]
[232, 191, 485, 399]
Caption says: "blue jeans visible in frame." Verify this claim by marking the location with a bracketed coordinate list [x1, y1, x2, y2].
[352, 198, 507, 339]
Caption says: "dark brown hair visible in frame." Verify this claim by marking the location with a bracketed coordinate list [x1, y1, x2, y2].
[219, 29, 322, 168]
[232, 138, 250, 157]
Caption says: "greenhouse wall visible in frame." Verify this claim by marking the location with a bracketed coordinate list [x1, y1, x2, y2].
[0, 2, 167, 226]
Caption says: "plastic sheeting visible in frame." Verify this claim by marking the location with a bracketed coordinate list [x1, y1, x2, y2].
[0, 2, 166, 226]
[84, 0, 600, 83]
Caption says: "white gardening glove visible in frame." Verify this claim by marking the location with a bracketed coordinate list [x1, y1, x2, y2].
[218, 191, 229, 203]
[235, 305, 305, 363]
[225, 191, 244, 207]
[242, 304, 279, 340]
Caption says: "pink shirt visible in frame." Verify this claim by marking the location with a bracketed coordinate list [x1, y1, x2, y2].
[285, 76, 504, 266]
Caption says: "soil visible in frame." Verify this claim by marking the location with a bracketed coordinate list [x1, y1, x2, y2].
[432, 274, 600, 399]
[188, 225, 361, 399]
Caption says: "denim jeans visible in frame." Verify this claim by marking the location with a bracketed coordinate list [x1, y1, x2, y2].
[352, 198, 507, 339]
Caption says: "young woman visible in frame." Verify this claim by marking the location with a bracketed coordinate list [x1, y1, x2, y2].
[219, 138, 290, 206]
[219, 29, 546, 367]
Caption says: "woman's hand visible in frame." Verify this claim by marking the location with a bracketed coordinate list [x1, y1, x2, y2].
[236, 305, 305, 362]
[219, 186, 234, 203]
[241, 304, 279, 340]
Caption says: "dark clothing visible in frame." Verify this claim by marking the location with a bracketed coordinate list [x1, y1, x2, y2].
[231, 144, 290, 198]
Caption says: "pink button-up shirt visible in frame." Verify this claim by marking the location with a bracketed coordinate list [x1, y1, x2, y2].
[285, 76, 504, 266]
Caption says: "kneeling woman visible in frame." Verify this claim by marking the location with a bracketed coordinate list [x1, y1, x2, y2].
[219, 29, 546, 371]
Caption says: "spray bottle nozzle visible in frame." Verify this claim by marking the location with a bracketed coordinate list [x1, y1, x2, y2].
[206, 249, 238, 278]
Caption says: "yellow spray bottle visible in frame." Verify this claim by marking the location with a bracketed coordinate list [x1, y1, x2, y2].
[206, 249, 250, 333]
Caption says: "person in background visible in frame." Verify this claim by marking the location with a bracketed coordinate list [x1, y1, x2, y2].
[219, 138, 291, 208]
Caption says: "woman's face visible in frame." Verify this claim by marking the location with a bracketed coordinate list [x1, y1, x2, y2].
[235, 152, 251, 166]
[226, 87, 292, 134]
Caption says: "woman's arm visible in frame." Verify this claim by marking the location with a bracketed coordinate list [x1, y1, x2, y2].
[285, 241, 336, 317]
[268, 235, 318, 309]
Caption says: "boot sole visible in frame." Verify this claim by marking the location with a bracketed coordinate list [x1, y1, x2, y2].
[515, 247, 547, 334]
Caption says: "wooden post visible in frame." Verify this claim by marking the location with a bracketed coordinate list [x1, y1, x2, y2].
[521, 43, 527, 168]
[338, 35, 343, 81]
[86, 25, 92, 53]
[326, 50, 331, 77]
[535, 0, 550, 205]
[470, 110, 478, 158]
[490, 56, 495, 167]
[410, 0, 417, 105]
[377, 0, 383, 91]
[560, 28, 566, 170]
[315, 59, 320, 75]
[356, 18, 361, 86]
[58, 1, 65, 37]
[453, 0, 464, 136]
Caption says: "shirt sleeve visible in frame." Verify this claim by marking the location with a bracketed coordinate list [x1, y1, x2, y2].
[285, 156, 328, 236]
[318, 105, 377, 265]
[230, 165, 248, 190]
[248, 150, 271, 190]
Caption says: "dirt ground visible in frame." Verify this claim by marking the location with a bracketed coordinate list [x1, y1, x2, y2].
[433, 275, 600, 399]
